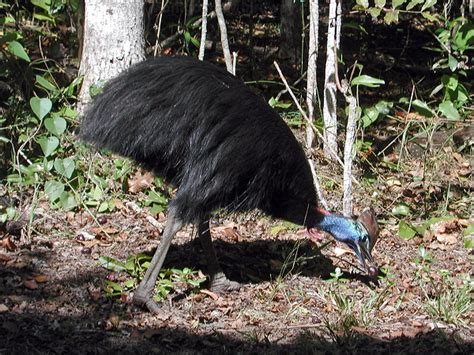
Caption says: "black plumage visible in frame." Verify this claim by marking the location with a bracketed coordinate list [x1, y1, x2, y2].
[81, 56, 378, 313]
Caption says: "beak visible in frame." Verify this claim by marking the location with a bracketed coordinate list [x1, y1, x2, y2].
[354, 239, 374, 270]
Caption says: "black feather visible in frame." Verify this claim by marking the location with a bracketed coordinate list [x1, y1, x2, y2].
[81, 56, 318, 226]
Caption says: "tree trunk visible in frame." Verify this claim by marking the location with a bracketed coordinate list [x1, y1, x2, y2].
[322, 0, 340, 160]
[279, 0, 301, 68]
[306, 0, 319, 148]
[78, 0, 145, 109]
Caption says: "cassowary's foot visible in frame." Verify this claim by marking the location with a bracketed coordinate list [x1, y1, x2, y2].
[133, 288, 161, 314]
[209, 272, 241, 292]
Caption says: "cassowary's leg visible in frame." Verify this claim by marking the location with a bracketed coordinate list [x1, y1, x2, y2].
[134, 208, 183, 313]
[198, 220, 241, 292]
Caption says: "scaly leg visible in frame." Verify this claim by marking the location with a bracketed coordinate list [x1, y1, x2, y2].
[198, 219, 241, 292]
[134, 208, 183, 313]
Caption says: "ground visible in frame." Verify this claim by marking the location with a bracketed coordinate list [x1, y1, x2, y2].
[1, 143, 472, 353]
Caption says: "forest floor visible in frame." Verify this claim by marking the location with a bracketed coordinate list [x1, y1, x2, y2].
[0, 138, 472, 354]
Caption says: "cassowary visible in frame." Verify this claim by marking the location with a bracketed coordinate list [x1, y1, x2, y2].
[81, 56, 379, 313]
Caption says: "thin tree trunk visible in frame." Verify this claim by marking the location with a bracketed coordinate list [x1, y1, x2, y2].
[215, 0, 233, 73]
[306, 0, 319, 148]
[322, 0, 339, 160]
[341, 80, 358, 216]
[198, 0, 209, 60]
[78, 0, 145, 110]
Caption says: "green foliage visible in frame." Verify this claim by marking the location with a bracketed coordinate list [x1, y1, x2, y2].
[100, 254, 206, 301]
[354, 0, 440, 24]
[414, 248, 472, 325]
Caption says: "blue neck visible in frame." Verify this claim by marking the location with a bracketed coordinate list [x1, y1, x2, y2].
[316, 213, 353, 242]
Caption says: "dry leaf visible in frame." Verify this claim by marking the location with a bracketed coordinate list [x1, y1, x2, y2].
[128, 170, 154, 194]
[333, 246, 350, 257]
[23, 279, 38, 290]
[34, 275, 49, 283]
[0, 304, 9, 313]
[200, 289, 219, 300]
[90, 226, 119, 235]
[0, 237, 16, 251]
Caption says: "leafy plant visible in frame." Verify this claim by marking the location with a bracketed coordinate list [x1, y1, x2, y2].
[100, 254, 206, 301]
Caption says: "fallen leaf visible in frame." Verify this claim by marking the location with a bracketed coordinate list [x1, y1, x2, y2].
[0, 237, 16, 251]
[0, 304, 9, 313]
[200, 289, 219, 300]
[333, 246, 350, 257]
[24, 279, 38, 290]
[34, 275, 49, 283]
[0, 254, 12, 262]
[76, 230, 95, 241]
[128, 170, 154, 194]
[90, 226, 119, 235]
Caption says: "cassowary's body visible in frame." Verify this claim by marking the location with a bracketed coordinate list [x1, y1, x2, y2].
[81, 56, 378, 313]
[81, 57, 317, 226]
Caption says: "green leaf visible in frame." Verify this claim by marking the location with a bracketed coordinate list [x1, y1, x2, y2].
[7, 41, 30, 62]
[392, 0, 406, 9]
[464, 224, 474, 249]
[411, 99, 434, 117]
[30, 97, 52, 120]
[367, 7, 382, 19]
[448, 54, 458, 72]
[44, 180, 64, 202]
[54, 157, 75, 179]
[406, 0, 424, 10]
[98, 202, 109, 213]
[421, 11, 438, 22]
[463, 224, 474, 237]
[36, 75, 56, 91]
[384, 10, 399, 24]
[361, 100, 393, 128]
[464, 236, 474, 249]
[99, 256, 127, 272]
[421, 0, 437, 11]
[59, 191, 77, 211]
[351, 75, 385, 88]
[31, 0, 51, 13]
[392, 204, 411, 216]
[453, 23, 474, 53]
[44, 116, 67, 136]
[268, 97, 292, 109]
[399, 221, 417, 240]
[356, 0, 369, 8]
[33, 13, 54, 22]
[37, 136, 59, 157]
[438, 101, 460, 120]
[375, 0, 386, 7]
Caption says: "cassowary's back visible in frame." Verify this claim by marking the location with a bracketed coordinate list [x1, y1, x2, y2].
[81, 56, 317, 224]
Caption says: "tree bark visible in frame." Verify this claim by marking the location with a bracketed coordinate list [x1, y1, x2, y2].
[322, 0, 340, 160]
[279, 0, 301, 68]
[78, 0, 145, 110]
[306, 0, 319, 148]
[215, 0, 233, 73]
[199, 0, 209, 60]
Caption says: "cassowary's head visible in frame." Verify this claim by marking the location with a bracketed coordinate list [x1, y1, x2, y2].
[309, 207, 379, 276]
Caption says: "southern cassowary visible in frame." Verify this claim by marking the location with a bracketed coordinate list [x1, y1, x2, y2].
[81, 56, 379, 313]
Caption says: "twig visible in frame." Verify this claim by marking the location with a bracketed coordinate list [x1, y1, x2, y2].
[232, 51, 237, 75]
[273, 61, 359, 186]
[198, 0, 209, 60]
[153, 0, 169, 56]
[215, 0, 233, 73]
[308, 159, 328, 209]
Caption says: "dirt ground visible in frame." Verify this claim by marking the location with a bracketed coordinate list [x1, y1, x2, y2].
[1, 145, 472, 354]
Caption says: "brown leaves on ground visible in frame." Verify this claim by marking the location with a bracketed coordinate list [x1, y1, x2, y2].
[128, 170, 154, 194]
[0, 236, 16, 251]
[424, 219, 462, 250]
